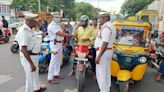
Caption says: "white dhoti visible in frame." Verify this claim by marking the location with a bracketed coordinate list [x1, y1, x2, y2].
[48, 42, 63, 80]
[96, 50, 113, 92]
[20, 53, 40, 92]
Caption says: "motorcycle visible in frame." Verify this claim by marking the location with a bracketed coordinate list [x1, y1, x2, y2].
[38, 36, 51, 74]
[149, 38, 161, 68]
[148, 39, 156, 67]
[73, 45, 89, 92]
[152, 45, 164, 69]
[0, 28, 11, 43]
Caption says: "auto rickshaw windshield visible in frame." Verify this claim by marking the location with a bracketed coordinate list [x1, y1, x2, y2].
[115, 28, 145, 47]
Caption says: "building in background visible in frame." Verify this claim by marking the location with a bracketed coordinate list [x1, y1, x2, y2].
[0, 0, 15, 24]
[148, 0, 164, 32]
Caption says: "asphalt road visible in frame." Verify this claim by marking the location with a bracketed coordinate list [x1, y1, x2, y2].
[0, 40, 164, 92]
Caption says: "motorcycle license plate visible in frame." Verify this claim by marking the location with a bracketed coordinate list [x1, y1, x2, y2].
[75, 58, 88, 61]
[126, 57, 132, 62]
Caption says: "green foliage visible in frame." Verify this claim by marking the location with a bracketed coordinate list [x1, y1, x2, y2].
[75, 2, 98, 20]
[120, 0, 154, 16]
[10, 0, 98, 20]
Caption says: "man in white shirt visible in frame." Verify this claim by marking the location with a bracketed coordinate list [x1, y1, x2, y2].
[95, 13, 116, 92]
[47, 11, 76, 84]
[17, 14, 46, 92]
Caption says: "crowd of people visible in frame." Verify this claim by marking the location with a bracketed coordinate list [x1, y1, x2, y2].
[10, 11, 164, 92]
[15, 11, 117, 92]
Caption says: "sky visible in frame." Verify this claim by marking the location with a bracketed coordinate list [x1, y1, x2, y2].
[75, 0, 125, 14]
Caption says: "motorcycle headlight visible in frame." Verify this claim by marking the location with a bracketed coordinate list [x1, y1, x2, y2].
[77, 52, 87, 58]
[139, 57, 147, 63]
[112, 53, 117, 60]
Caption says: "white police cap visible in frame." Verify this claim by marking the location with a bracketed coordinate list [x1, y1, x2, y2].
[99, 12, 110, 17]
[51, 11, 61, 18]
[24, 13, 38, 19]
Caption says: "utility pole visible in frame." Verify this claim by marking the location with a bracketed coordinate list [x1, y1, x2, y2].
[38, 0, 41, 12]
[160, 0, 163, 15]
[98, 0, 100, 14]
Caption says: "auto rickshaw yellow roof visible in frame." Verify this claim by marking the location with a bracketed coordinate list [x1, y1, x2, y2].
[136, 9, 159, 15]
[113, 20, 151, 28]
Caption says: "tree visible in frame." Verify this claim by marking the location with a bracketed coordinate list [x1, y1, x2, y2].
[10, 0, 97, 20]
[75, 2, 98, 20]
[120, 0, 154, 16]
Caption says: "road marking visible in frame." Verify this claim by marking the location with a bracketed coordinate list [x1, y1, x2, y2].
[14, 81, 46, 92]
[0, 75, 13, 85]
[15, 85, 25, 92]
[64, 89, 78, 92]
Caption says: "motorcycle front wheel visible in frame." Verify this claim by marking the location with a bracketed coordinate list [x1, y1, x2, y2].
[77, 70, 85, 92]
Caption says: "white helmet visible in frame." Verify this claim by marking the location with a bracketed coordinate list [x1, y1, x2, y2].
[80, 15, 89, 22]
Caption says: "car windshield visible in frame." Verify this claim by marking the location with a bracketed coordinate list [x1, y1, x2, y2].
[115, 26, 146, 47]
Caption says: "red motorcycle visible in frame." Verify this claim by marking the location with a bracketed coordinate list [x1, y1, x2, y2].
[0, 28, 10, 43]
[73, 45, 89, 92]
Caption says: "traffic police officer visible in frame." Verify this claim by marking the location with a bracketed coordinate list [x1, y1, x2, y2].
[17, 14, 46, 92]
[95, 13, 116, 92]
[47, 11, 75, 84]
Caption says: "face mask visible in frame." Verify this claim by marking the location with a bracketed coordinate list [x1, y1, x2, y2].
[54, 18, 61, 23]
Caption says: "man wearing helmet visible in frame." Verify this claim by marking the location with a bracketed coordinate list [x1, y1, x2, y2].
[69, 15, 96, 77]
[95, 13, 116, 92]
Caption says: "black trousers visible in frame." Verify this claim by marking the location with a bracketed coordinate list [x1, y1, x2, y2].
[0, 29, 3, 36]
[88, 47, 96, 73]
[72, 47, 96, 73]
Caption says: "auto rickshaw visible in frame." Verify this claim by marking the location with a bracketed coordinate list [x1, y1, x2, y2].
[111, 20, 151, 92]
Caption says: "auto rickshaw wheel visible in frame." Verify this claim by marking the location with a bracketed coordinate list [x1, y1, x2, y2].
[119, 81, 129, 92]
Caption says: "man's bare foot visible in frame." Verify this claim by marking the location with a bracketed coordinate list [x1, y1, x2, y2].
[155, 74, 161, 82]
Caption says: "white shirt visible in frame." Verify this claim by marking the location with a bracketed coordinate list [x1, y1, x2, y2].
[95, 21, 116, 48]
[48, 21, 63, 41]
[32, 31, 42, 53]
[17, 24, 35, 51]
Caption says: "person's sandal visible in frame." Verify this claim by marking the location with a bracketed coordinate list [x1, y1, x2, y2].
[54, 76, 64, 79]
[68, 70, 75, 77]
[48, 80, 59, 84]
[34, 87, 46, 92]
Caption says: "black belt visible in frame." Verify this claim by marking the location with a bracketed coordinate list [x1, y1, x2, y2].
[95, 48, 112, 51]
[50, 40, 62, 43]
